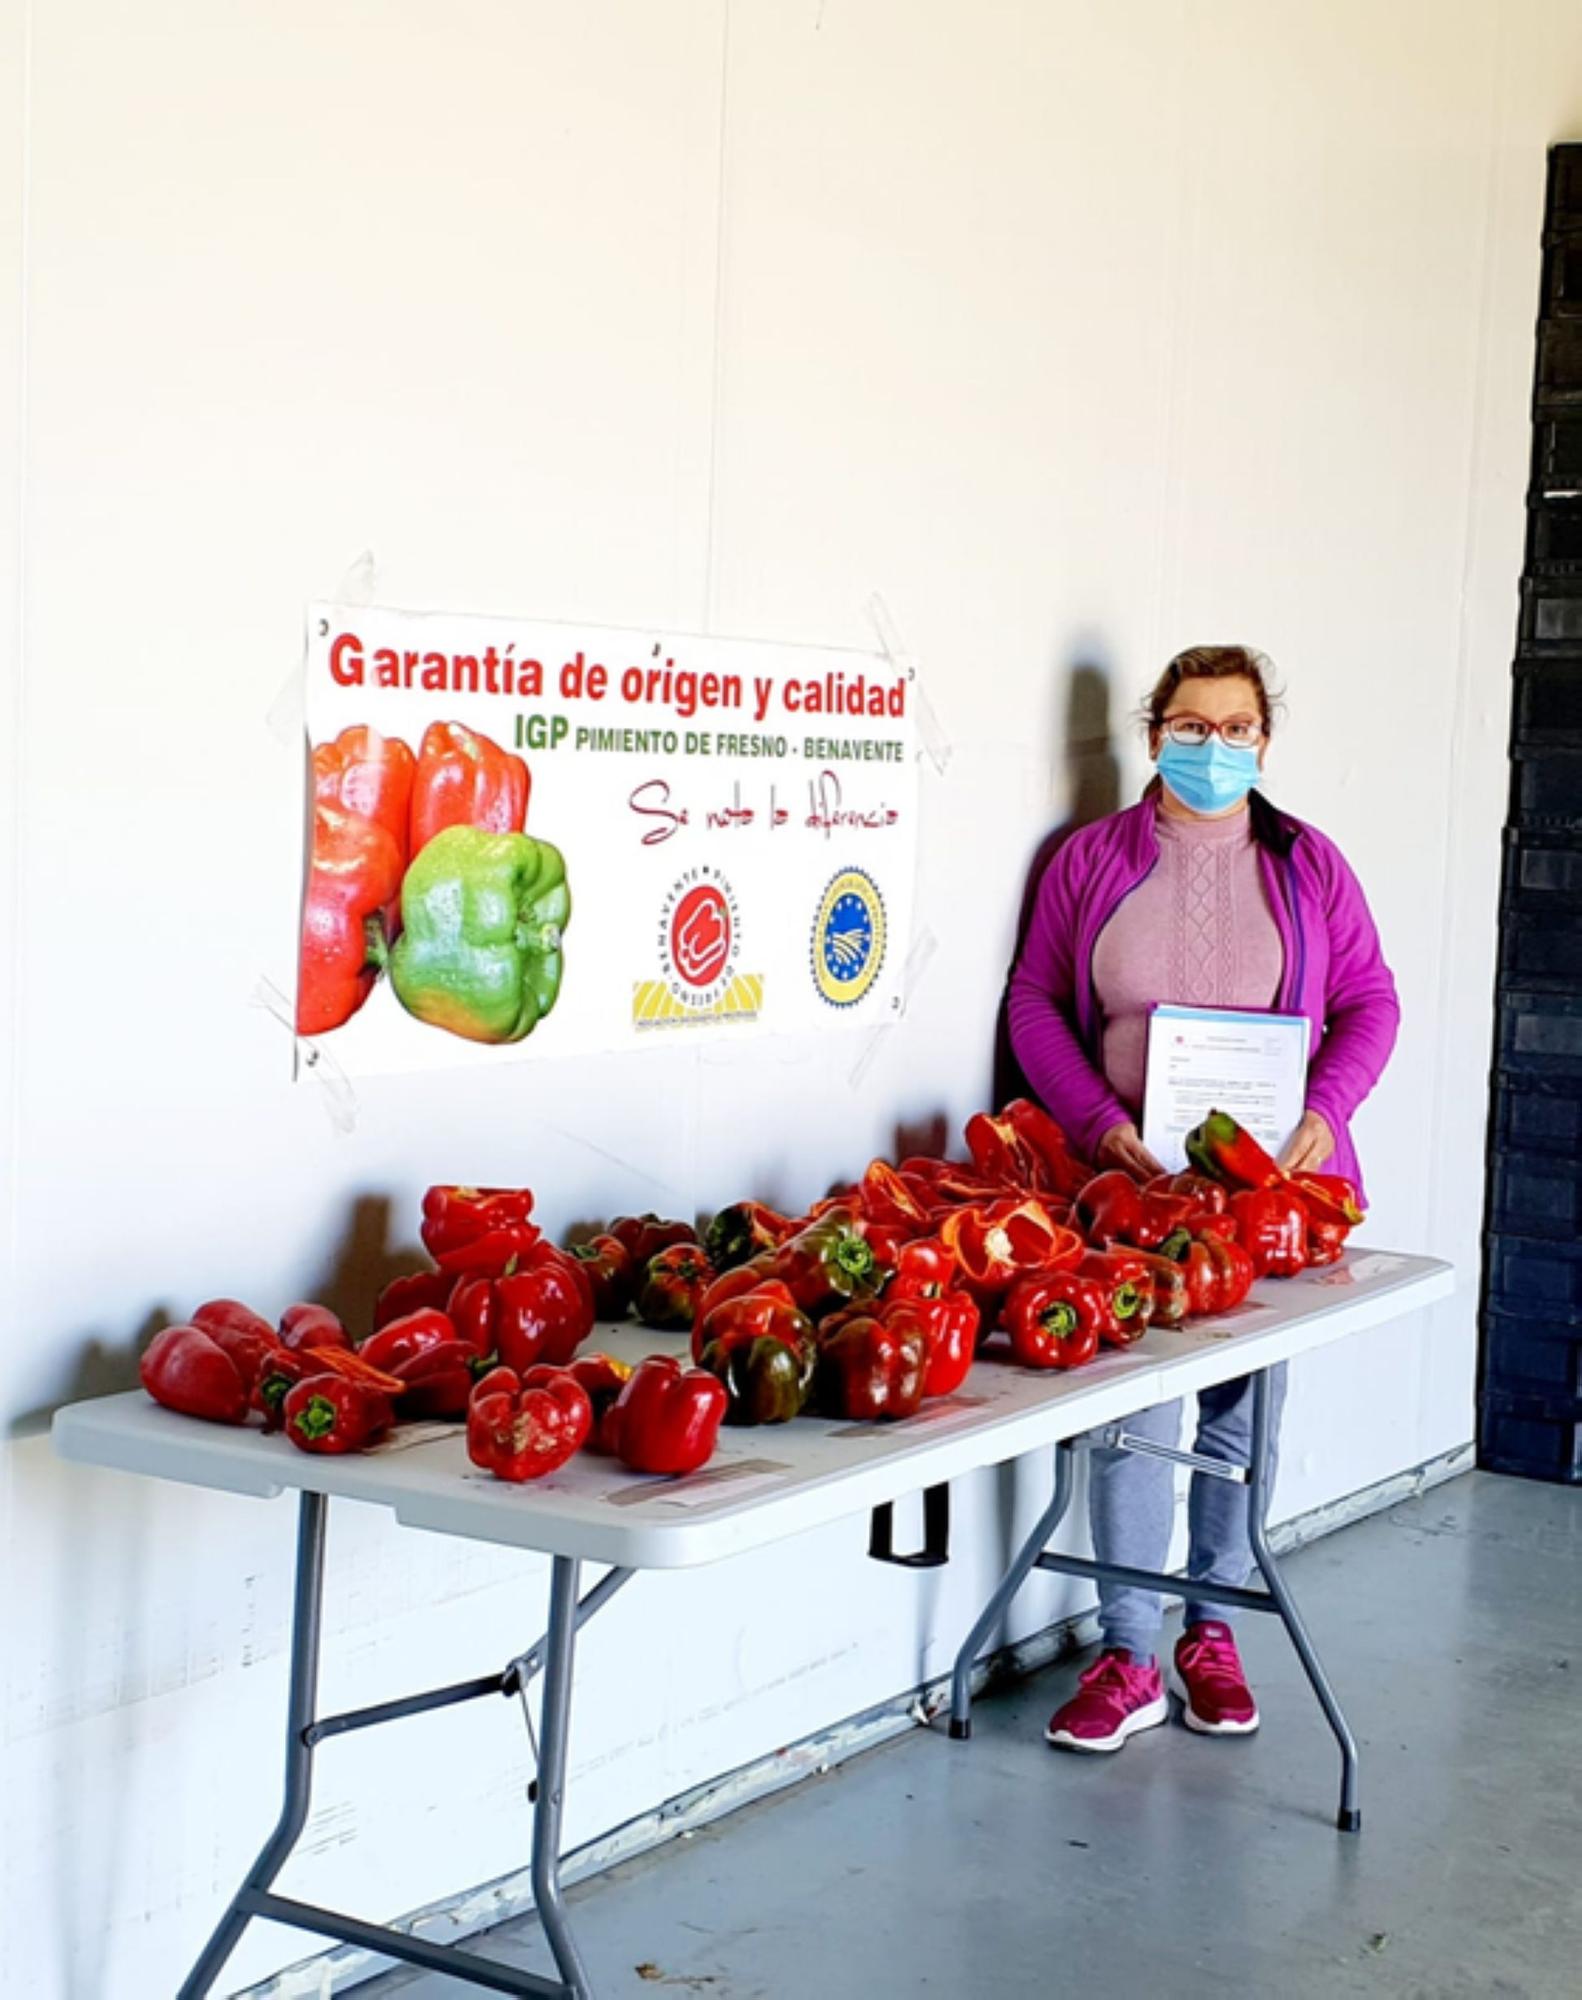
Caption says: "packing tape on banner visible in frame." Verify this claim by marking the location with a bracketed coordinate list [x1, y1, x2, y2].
[253, 976, 360, 1133]
[266, 549, 379, 746]
[847, 924, 938, 1089]
[868, 592, 951, 776]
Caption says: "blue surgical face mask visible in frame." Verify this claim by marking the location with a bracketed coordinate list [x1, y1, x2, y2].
[1156, 737, 1261, 816]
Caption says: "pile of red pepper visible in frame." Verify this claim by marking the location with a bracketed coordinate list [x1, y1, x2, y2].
[137, 1106, 1365, 1478]
[556, 1102, 1364, 1410]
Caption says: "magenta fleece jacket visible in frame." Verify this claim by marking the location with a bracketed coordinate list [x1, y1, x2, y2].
[1006, 791, 1400, 1198]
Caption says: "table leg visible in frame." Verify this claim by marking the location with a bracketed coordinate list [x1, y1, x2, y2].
[1245, 1367, 1362, 1832]
[177, 1489, 327, 2000]
[949, 1443, 1075, 1738]
[529, 1556, 595, 1999]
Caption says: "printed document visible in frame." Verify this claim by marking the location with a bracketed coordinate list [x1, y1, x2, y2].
[1141, 1004, 1310, 1173]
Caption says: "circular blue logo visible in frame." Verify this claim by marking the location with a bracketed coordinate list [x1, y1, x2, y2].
[812, 870, 887, 1007]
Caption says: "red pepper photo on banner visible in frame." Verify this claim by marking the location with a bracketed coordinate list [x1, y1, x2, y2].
[410, 721, 530, 853]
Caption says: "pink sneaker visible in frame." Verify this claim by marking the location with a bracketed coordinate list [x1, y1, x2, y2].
[1044, 1650, 1168, 1753]
[1171, 1620, 1260, 1735]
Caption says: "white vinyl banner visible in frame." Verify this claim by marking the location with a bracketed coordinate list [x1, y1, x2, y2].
[297, 602, 920, 1075]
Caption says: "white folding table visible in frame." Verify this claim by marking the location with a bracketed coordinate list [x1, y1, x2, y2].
[52, 1247, 1452, 2000]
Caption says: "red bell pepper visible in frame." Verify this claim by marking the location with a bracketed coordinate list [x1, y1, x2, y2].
[449, 1244, 595, 1369]
[813, 1311, 927, 1422]
[1074, 1174, 1201, 1252]
[568, 1234, 637, 1319]
[253, 1343, 406, 1425]
[141, 1324, 253, 1423]
[965, 1100, 1093, 1199]
[608, 1214, 699, 1269]
[852, 1161, 935, 1239]
[704, 1201, 798, 1273]
[1146, 1171, 1231, 1216]
[410, 720, 530, 854]
[939, 1198, 1084, 1300]
[297, 804, 405, 1035]
[605, 1355, 729, 1475]
[361, 1310, 475, 1418]
[253, 1347, 312, 1430]
[691, 1260, 777, 1343]
[1001, 1272, 1108, 1369]
[886, 1236, 956, 1302]
[283, 1374, 394, 1454]
[692, 1279, 812, 1362]
[1074, 1171, 1144, 1246]
[372, 1269, 457, 1329]
[1302, 1216, 1349, 1267]
[1076, 1249, 1156, 1346]
[696, 1311, 817, 1424]
[1228, 1188, 1309, 1278]
[277, 1303, 352, 1353]
[313, 726, 416, 868]
[1119, 1247, 1191, 1327]
[466, 1364, 591, 1481]
[1289, 1171, 1366, 1230]
[1170, 1230, 1257, 1314]
[566, 1353, 634, 1452]
[885, 1294, 979, 1398]
[763, 1208, 890, 1319]
[189, 1300, 280, 1390]
[635, 1244, 717, 1331]
[420, 1185, 542, 1277]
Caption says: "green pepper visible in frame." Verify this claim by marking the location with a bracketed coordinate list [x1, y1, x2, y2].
[389, 825, 570, 1043]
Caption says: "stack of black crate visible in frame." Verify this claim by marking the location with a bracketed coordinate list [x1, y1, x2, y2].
[1479, 144, 1582, 1483]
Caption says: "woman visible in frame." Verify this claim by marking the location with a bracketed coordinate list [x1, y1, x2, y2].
[1007, 645, 1398, 1753]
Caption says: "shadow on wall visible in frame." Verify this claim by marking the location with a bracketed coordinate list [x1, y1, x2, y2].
[991, 657, 1123, 1108]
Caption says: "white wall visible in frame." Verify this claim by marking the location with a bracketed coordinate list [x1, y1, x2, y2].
[3, 4, 1576, 1994]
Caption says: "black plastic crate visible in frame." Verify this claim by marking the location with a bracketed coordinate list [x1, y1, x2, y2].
[1510, 742, 1582, 824]
[1541, 237, 1582, 318]
[1499, 828, 1582, 915]
[1512, 658, 1582, 745]
[1478, 1393, 1582, 1484]
[1519, 570, 1582, 642]
[1497, 990, 1582, 1077]
[1527, 505, 1582, 571]
[1532, 422, 1582, 505]
[1490, 1068, 1582, 1157]
[1486, 1230, 1582, 1312]
[1548, 147, 1582, 229]
[1489, 1148, 1582, 1240]
[1536, 320, 1582, 404]
[1482, 1308, 1582, 1396]
[1499, 912, 1582, 984]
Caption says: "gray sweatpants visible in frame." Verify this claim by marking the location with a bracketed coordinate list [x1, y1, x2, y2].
[1088, 1365, 1287, 1662]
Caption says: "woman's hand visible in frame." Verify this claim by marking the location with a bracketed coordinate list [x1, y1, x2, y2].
[1095, 1121, 1165, 1182]
[1278, 1111, 1335, 1176]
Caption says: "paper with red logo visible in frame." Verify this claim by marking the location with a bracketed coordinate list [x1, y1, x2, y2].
[296, 600, 920, 1074]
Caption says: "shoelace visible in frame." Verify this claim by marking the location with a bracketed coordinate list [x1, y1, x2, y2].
[1178, 1635, 1243, 1688]
[1079, 1652, 1149, 1693]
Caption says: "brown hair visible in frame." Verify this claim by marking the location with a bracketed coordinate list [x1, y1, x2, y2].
[1142, 645, 1279, 740]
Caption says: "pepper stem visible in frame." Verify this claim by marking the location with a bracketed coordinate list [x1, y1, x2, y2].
[1039, 1301, 1079, 1340]
[293, 1395, 338, 1441]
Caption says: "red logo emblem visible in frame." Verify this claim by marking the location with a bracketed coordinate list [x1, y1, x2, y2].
[669, 885, 732, 989]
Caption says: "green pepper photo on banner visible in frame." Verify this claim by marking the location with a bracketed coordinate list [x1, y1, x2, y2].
[390, 824, 571, 1043]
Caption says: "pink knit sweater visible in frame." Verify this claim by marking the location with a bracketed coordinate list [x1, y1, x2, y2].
[1091, 803, 1284, 1115]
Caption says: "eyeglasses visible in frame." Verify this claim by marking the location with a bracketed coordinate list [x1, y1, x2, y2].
[1161, 714, 1264, 749]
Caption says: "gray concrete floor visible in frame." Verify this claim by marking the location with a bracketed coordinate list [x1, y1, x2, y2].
[376, 1471, 1582, 2000]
